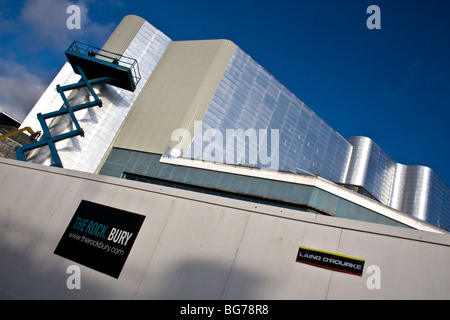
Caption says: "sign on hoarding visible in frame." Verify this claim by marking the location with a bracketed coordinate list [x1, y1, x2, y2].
[296, 246, 365, 276]
[55, 200, 145, 278]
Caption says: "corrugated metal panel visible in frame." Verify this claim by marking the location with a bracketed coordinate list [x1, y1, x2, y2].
[101, 15, 145, 55]
[113, 39, 238, 154]
[346, 136, 450, 227]
[189, 48, 353, 178]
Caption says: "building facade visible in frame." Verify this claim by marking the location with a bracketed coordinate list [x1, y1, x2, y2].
[19, 15, 449, 229]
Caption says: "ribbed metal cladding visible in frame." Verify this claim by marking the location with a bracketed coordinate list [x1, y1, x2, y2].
[101, 15, 146, 55]
[391, 164, 431, 221]
[345, 136, 396, 205]
[346, 136, 449, 227]
[186, 47, 353, 181]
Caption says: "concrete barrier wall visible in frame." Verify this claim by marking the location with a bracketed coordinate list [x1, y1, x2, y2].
[0, 158, 449, 300]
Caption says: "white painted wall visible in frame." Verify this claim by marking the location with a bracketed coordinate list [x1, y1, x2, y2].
[0, 157, 449, 300]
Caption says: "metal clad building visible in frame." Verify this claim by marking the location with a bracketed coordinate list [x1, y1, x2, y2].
[1, 15, 449, 301]
[18, 15, 449, 231]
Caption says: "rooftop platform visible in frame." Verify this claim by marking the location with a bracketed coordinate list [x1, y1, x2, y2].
[65, 41, 141, 92]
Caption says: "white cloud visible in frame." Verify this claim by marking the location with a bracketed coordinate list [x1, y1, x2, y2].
[0, 59, 47, 121]
[20, 0, 115, 50]
[0, 0, 118, 122]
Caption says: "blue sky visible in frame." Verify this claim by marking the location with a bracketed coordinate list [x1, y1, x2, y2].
[0, 0, 449, 184]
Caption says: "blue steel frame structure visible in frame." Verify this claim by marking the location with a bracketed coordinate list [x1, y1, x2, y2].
[15, 41, 140, 168]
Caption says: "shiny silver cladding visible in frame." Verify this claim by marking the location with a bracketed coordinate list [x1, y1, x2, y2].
[346, 136, 449, 228]
[192, 48, 449, 229]
[197, 48, 353, 182]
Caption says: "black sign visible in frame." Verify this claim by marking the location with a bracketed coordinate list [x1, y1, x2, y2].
[296, 246, 365, 276]
[54, 200, 145, 278]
